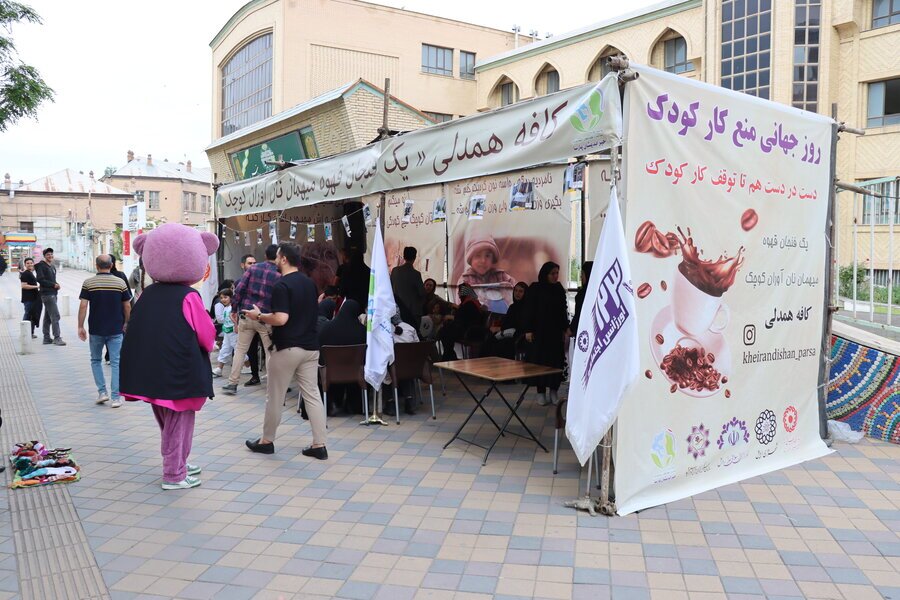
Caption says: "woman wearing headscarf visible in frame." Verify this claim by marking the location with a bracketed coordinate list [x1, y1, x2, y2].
[437, 283, 486, 361]
[569, 261, 593, 335]
[317, 298, 336, 332]
[317, 299, 366, 415]
[336, 250, 370, 314]
[523, 262, 569, 405]
[484, 281, 529, 359]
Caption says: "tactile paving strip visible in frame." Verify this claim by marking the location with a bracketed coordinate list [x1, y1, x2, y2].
[0, 325, 109, 600]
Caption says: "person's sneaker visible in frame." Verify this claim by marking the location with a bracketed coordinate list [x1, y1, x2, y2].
[42, 338, 53, 345]
[186, 464, 201, 476]
[53, 339, 66, 346]
[96, 392, 109, 405]
[244, 377, 261, 387]
[31, 334, 37, 339]
[241, 364, 252, 375]
[301, 445, 328, 460]
[161, 475, 201, 490]
[222, 383, 237, 395]
[537, 392, 551, 406]
[212, 367, 223, 377]
[110, 399, 122, 408]
[245, 439, 274, 454]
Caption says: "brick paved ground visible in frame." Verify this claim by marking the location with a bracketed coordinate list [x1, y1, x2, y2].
[0, 269, 899, 600]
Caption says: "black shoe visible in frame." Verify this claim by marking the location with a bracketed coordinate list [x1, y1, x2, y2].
[301, 445, 328, 460]
[383, 403, 396, 416]
[245, 439, 274, 454]
[404, 396, 416, 415]
[42, 339, 53, 345]
[244, 377, 262, 387]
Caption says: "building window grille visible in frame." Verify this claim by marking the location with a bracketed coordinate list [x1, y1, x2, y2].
[792, 0, 820, 112]
[221, 33, 273, 136]
[664, 37, 693, 74]
[721, 0, 772, 99]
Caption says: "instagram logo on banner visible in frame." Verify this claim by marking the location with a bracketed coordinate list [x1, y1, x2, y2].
[743, 324, 756, 346]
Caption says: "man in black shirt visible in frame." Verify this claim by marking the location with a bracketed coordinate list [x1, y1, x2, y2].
[34, 247, 65, 345]
[243, 242, 327, 458]
[19, 257, 41, 338]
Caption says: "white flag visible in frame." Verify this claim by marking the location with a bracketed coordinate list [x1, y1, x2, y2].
[364, 218, 397, 388]
[565, 184, 639, 466]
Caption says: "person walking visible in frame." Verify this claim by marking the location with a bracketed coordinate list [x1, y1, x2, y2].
[224, 246, 279, 395]
[236, 253, 261, 384]
[390, 246, 425, 328]
[77, 255, 132, 408]
[523, 262, 569, 406]
[244, 243, 327, 458]
[19, 257, 41, 338]
[34, 247, 65, 346]
[212, 289, 238, 377]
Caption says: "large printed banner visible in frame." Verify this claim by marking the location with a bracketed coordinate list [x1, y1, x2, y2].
[447, 165, 570, 313]
[614, 65, 832, 515]
[362, 185, 446, 284]
[216, 75, 622, 218]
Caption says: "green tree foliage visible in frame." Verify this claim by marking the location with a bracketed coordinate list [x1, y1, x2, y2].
[0, 1, 53, 131]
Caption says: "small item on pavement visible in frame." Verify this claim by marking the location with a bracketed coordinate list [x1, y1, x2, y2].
[8, 441, 80, 488]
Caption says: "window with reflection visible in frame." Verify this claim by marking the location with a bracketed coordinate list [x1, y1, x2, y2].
[873, 0, 900, 28]
[792, 0, 820, 112]
[664, 37, 692, 74]
[537, 67, 560, 95]
[501, 81, 519, 106]
[221, 33, 273, 136]
[721, 0, 771, 99]
[867, 78, 900, 127]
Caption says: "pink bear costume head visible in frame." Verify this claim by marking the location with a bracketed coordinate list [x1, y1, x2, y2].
[133, 223, 219, 285]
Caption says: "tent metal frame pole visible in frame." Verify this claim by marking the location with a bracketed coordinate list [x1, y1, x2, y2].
[818, 124, 839, 441]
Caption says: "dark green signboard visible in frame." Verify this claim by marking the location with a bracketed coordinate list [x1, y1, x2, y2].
[230, 128, 318, 180]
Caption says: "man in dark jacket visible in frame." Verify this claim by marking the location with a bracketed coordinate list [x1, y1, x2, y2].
[390, 247, 425, 329]
[34, 248, 65, 346]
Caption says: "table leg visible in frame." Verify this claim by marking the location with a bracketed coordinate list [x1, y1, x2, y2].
[494, 386, 549, 453]
[456, 375, 506, 433]
[443, 375, 502, 450]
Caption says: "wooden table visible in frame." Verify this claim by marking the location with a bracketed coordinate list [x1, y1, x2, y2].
[433, 357, 562, 464]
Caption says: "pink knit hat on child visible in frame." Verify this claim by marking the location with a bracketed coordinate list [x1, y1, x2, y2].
[464, 229, 500, 266]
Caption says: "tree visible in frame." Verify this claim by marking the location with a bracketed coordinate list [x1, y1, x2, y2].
[0, 1, 53, 132]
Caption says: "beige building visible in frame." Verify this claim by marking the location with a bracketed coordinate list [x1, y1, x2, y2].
[0, 170, 133, 269]
[205, 0, 529, 185]
[103, 151, 214, 228]
[471, 0, 899, 284]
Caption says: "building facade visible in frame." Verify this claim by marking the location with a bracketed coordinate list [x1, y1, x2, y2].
[0, 170, 133, 269]
[472, 0, 899, 283]
[102, 151, 214, 228]
[206, 0, 529, 185]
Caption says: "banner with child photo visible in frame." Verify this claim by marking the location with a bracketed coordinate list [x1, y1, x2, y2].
[447, 165, 571, 314]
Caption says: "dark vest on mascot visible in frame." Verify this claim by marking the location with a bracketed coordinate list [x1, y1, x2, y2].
[121, 283, 214, 400]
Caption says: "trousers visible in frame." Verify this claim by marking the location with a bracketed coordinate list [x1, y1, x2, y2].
[264, 347, 326, 445]
[41, 294, 61, 341]
[152, 405, 195, 483]
[228, 318, 271, 384]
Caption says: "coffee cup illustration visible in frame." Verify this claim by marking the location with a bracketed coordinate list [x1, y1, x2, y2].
[672, 268, 730, 337]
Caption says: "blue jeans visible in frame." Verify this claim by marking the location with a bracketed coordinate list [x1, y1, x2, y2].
[90, 334, 123, 400]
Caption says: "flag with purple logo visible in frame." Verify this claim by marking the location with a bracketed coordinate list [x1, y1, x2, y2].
[566, 184, 639, 466]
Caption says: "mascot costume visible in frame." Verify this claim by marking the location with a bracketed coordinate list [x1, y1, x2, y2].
[120, 223, 218, 490]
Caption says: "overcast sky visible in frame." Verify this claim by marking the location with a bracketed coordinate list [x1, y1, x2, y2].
[0, 0, 658, 183]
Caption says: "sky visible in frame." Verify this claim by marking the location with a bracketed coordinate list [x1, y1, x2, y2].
[0, 0, 659, 184]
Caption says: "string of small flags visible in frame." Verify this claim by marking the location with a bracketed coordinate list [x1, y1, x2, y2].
[219, 204, 374, 247]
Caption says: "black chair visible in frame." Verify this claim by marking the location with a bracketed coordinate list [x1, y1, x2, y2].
[316, 344, 369, 418]
[388, 341, 437, 424]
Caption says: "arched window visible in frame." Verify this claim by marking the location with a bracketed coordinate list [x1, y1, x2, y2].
[588, 47, 623, 81]
[536, 65, 560, 95]
[652, 32, 693, 74]
[492, 77, 520, 107]
[221, 33, 273, 136]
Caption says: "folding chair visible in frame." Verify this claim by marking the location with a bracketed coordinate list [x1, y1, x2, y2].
[388, 341, 437, 424]
[316, 344, 369, 418]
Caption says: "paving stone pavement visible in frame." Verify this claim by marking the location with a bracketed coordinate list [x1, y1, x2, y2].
[0, 269, 899, 600]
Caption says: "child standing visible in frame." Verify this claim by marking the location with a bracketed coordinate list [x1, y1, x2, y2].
[213, 289, 237, 377]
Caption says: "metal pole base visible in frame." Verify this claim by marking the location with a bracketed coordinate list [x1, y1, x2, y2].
[361, 414, 389, 426]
